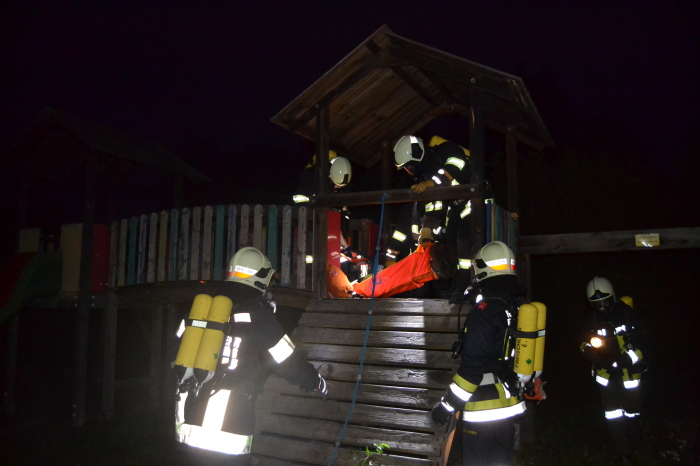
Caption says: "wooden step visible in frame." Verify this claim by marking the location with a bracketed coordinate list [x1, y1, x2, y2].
[253, 298, 462, 465]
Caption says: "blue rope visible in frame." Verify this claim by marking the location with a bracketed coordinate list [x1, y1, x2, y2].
[327, 193, 387, 466]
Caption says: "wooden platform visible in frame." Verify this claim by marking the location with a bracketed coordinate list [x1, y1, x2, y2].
[253, 298, 462, 465]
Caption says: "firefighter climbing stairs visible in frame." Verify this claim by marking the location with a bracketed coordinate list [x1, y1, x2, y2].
[253, 297, 461, 465]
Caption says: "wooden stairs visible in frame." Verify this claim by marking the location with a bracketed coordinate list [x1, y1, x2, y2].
[252, 298, 462, 465]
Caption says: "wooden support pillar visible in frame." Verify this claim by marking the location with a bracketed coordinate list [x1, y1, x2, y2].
[381, 140, 393, 190]
[73, 154, 97, 427]
[469, 84, 486, 253]
[380, 141, 394, 253]
[100, 291, 118, 420]
[313, 104, 330, 299]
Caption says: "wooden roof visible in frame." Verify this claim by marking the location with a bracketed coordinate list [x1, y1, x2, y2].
[271, 24, 553, 169]
[10, 107, 211, 186]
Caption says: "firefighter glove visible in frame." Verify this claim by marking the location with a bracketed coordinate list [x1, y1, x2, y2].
[430, 401, 452, 426]
[411, 180, 435, 194]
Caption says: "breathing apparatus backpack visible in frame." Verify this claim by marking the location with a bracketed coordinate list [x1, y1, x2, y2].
[173, 294, 234, 399]
[451, 288, 547, 402]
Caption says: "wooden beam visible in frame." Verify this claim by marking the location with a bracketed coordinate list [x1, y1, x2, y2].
[421, 68, 460, 104]
[486, 118, 549, 151]
[115, 281, 313, 309]
[289, 50, 391, 132]
[381, 140, 393, 191]
[390, 65, 444, 108]
[520, 227, 700, 255]
[314, 105, 330, 299]
[470, 85, 486, 252]
[310, 184, 481, 208]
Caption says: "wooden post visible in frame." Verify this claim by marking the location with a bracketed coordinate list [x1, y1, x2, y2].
[470, 84, 486, 253]
[381, 140, 394, 255]
[73, 154, 97, 427]
[381, 140, 393, 190]
[313, 104, 330, 298]
[101, 291, 118, 420]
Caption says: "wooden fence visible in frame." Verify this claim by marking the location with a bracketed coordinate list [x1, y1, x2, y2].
[108, 204, 311, 291]
[486, 200, 518, 255]
[107, 202, 519, 294]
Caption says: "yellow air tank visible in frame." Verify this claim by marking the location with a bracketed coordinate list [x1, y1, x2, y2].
[514, 303, 538, 381]
[531, 301, 547, 378]
[428, 135, 470, 157]
[173, 294, 213, 385]
[192, 295, 233, 387]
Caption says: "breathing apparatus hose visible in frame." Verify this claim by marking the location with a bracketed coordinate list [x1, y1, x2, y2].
[327, 193, 387, 466]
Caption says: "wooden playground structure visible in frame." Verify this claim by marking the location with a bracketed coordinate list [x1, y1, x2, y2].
[2, 24, 558, 464]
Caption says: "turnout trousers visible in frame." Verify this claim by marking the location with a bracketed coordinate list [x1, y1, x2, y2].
[461, 417, 515, 466]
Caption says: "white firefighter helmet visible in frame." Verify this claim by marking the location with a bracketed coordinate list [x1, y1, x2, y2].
[329, 156, 352, 187]
[473, 241, 516, 282]
[587, 276, 615, 303]
[393, 135, 424, 169]
[226, 247, 275, 291]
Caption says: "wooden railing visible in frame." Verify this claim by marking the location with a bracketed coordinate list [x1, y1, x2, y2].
[108, 204, 311, 291]
[107, 201, 518, 293]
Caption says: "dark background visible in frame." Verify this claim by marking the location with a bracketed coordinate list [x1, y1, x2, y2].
[1, 1, 699, 464]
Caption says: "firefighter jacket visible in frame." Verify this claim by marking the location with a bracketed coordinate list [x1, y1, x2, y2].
[353, 243, 437, 298]
[387, 139, 470, 259]
[580, 299, 645, 389]
[176, 283, 321, 455]
[435, 276, 526, 423]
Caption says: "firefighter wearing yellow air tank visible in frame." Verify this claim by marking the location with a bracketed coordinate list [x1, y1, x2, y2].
[430, 241, 547, 466]
[580, 276, 646, 462]
[173, 247, 328, 462]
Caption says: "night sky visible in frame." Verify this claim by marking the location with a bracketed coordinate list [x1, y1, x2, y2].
[1, 2, 698, 244]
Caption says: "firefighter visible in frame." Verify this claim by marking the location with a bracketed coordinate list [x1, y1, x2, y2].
[387, 135, 472, 295]
[293, 151, 353, 266]
[292, 150, 351, 205]
[430, 241, 527, 466]
[174, 247, 328, 463]
[580, 276, 646, 462]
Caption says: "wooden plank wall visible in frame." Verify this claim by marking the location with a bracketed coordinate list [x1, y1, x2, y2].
[252, 298, 462, 465]
[108, 204, 309, 290]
